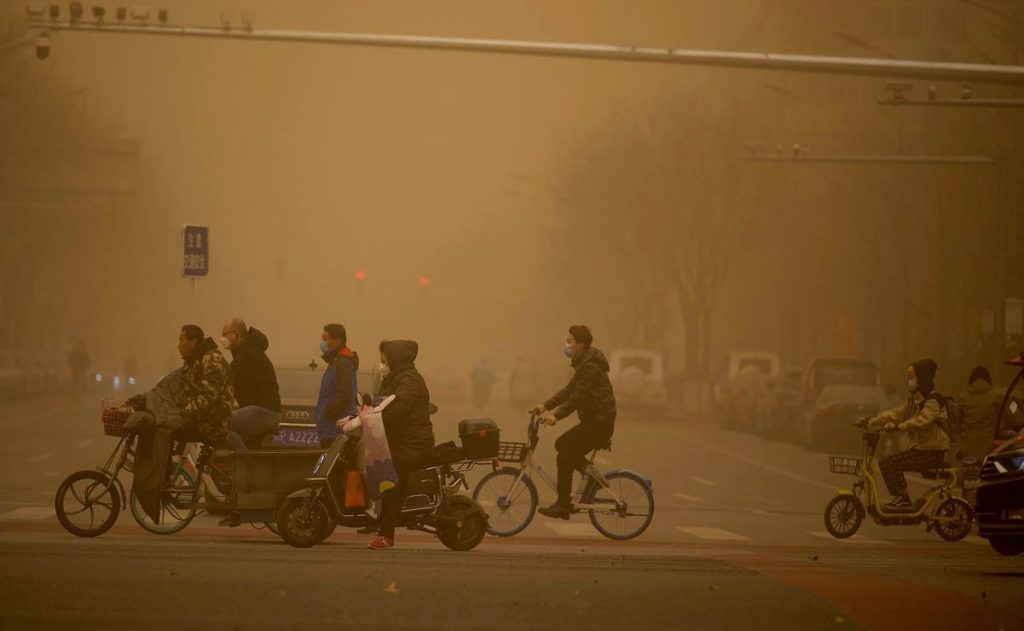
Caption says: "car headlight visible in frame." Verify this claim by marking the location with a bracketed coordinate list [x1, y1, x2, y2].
[991, 454, 1024, 474]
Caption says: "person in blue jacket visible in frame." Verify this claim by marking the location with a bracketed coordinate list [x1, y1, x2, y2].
[316, 323, 359, 448]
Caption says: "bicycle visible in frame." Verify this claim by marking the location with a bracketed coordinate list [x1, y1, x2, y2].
[823, 421, 973, 542]
[471, 412, 654, 540]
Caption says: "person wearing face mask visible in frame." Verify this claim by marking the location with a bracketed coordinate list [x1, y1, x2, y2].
[315, 323, 360, 448]
[369, 339, 435, 549]
[865, 358, 950, 509]
[530, 325, 617, 520]
[220, 318, 281, 452]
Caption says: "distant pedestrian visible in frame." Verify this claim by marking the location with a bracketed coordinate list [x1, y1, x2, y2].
[67, 341, 90, 402]
[470, 358, 496, 408]
[957, 366, 1003, 458]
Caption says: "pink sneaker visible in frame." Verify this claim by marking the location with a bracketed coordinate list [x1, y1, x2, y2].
[367, 535, 394, 550]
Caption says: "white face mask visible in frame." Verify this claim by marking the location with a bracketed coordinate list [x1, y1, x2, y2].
[379, 363, 390, 378]
[218, 336, 231, 350]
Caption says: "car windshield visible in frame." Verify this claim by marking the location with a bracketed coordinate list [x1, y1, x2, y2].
[813, 362, 877, 389]
[276, 368, 321, 401]
[738, 358, 774, 375]
[620, 355, 654, 374]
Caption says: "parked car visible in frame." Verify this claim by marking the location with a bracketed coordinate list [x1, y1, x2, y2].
[715, 351, 781, 430]
[608, 348, 668, 417]
[273, 359, 372, 446]
[795, 358, 884, 452]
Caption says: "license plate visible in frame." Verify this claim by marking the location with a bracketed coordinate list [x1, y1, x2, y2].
[272, 426, 319, 447]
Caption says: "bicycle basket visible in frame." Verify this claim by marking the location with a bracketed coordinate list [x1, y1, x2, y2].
[828, 456, 862, 476]
[496, 441, 527, 463]
[101, 400, 132, 437]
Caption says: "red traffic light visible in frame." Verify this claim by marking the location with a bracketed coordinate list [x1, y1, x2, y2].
[355, 270, 367, 282]
[418, 275, 431, 288]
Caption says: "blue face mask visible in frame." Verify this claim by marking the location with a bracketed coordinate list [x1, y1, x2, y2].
[320, 340, 331, 354]
[563, 343, 575, 359]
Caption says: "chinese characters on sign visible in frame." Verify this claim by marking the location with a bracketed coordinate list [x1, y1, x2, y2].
[183, 225, 209, 277]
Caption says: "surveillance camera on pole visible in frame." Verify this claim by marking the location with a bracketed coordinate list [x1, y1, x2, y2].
[93, 6, 106, 22]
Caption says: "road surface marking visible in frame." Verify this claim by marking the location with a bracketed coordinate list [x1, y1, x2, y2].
[544, 522, 601, 537]
[0, 506, 55, 521]
[75, 438, 94, 449]
[806, 531, 892, 544]
[26, 453, 51, 464]
[689, 476, 717, 487]
[671, 432, 836, 492]
[42, 471, 59, 478]
[964, 536, 988, 546]
[673, 492, 703, 502]
[750, 495, 783, 506]
[675, 526, 751, 541]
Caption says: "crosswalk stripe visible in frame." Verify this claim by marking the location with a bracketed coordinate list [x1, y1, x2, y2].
[806, 531, 892, 544]
[0, 506, 55, 521]
[673, 492, 703, 502]
[689, 476, 717, 487]
[544, 522, 601, 537]
[26, 453, 51, 464]
[675, 526, 751, 541]
[964, 536, 988, 546]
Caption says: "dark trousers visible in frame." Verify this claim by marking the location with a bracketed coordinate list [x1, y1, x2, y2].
[377, 459, 418, 539]
[878, 449, 946, 496]
[554, 424, 612, 505]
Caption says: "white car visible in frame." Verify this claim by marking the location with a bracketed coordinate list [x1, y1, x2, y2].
[608, 349, 668, 416]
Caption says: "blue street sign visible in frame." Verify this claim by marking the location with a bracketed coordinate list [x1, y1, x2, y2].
[183, 225, 209, 277]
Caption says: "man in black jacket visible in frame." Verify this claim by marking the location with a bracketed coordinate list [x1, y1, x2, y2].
[369, 339, 436, 550]
[533, 325, 616, 519]
[221, 318, 281, 451]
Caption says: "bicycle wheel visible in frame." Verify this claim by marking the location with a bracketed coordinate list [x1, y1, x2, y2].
[55, 470, 121, 537]
[933, 497, 973, 542]
[129, 456, 198, 535]
[472, 467, 537, 537]
[587, 471, 654, 540]
[824, 494, 863, 539]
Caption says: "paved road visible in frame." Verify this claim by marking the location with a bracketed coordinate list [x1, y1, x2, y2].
[1, 395, 1022, 630]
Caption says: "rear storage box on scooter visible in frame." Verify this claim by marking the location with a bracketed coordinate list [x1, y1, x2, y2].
[458, 418, 500, 459]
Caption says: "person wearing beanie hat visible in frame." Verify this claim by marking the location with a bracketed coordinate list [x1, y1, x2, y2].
[957, 365, 1002, 458]
[866, 358, 950, 509]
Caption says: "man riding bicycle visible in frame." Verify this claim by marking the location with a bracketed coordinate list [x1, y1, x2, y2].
[864, 358, 950, 509]
[533, 325, 616, 520]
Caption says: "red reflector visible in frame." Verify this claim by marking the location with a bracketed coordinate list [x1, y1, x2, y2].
[478, 430, 487, 437]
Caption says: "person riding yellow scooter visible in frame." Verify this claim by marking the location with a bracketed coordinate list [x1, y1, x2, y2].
[865, 358, 950, 509]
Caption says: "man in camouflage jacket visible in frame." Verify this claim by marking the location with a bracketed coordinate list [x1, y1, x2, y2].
[178, 324, 234, 445]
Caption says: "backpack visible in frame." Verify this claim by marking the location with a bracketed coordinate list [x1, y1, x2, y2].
[928, 392, 963, 440]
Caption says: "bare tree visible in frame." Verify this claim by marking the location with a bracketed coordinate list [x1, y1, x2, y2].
[557, 95, 757, 377]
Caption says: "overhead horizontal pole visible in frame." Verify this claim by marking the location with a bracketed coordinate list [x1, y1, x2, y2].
[878, 97, 1024, 108]
[28, 18, 1024, 84]
[741, 154, 995, 165]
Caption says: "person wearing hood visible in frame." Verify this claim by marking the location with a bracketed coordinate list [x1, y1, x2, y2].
[316, 323, 360, 448]
[369, 339, 436, 550]
[221, 318, 281, 451]
[957, 366, 1002, 458]
[532, 325, 616, 519]
[177, 324, 234, 446]
[866, 358, 950, 509]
